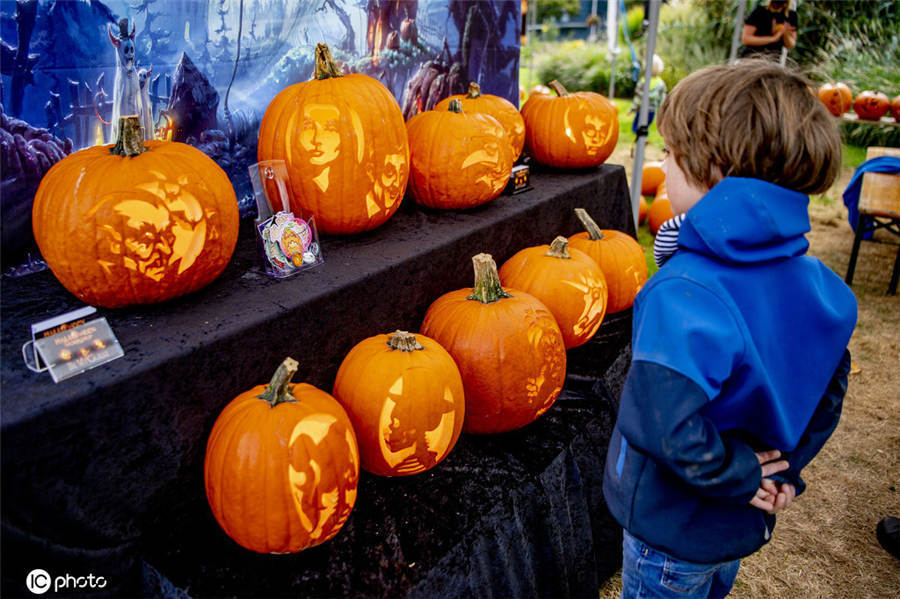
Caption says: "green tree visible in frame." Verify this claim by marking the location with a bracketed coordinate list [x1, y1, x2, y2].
[536, 0, 583, 22]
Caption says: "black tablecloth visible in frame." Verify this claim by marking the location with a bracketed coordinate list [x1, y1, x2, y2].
[1, 165, 634, 598]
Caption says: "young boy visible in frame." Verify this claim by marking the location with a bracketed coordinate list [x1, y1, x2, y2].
[603, 60, 857, 598]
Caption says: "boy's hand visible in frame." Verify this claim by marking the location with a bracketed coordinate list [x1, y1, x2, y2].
[749, 450, 790, 512]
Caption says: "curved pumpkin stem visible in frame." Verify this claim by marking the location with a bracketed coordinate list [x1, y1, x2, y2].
[110, 115, 146, 157]
[466, 82, 482, 99]
[387, 330, 425, 352]
[548, 80, 569, 97]
[314, 43, 343, 80]
[575, 208, 605, 241]
[447, 98, 464, 114]
[467, 253, 512, 304]
[546, 236, 572, 259]
[257, 357, 299, 407]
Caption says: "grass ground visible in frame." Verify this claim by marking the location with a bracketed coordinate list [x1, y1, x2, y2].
[595, 109, 900, 598]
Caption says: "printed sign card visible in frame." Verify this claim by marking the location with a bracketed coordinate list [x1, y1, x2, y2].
[25, 308, 124, 383]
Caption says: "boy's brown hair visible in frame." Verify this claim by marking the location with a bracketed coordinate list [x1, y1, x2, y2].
[657, 59, 841, 194]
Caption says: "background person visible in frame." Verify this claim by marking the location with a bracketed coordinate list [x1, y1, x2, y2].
[740, 0, 798, 58]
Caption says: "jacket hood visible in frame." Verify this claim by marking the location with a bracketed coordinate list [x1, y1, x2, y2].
[679, 177, 810, 263]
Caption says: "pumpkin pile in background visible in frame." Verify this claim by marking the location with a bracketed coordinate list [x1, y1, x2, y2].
[853, 90, 890, 121]
[816, 82, 899, 122]
[817, 82, 853, 117]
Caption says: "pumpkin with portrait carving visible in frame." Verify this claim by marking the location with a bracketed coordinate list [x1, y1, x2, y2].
[853, 90, 890, 121]
[499, 236, 608, 349]
[333, 331, 465, 477]
[520, 80, 618, 168]
[435, 82, 526, 160]
[817, 82, 853, 117]
[406, 99, 513, 209]
[257, 43, 409, 234]
[422, 253, 566, 434]
[204, 357, 359, 554]
[32, 115, 239, 308]
[568, 208, 648, 314]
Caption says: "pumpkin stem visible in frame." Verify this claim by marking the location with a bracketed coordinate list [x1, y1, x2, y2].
[447, 98, 464, 114]
[575, 208, 605, 241]
[548, 80, 569, 97]
[466, 82, 482, 99]
[546, 236, 572, 259]
[387, 330, 425, 352]
[109, 115, 146, 157]
[257, 357, 299, 407]
[467, 253, 512, 304]
[314, 43, 343, 80]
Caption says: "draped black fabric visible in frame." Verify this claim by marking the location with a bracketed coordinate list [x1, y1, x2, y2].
[2, 166, 634, 598]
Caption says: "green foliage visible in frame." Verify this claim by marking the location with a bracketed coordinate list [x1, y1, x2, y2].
[531, 41, 639, 99]
[536, 0, 583, 22]
[654, 0, 732, 88]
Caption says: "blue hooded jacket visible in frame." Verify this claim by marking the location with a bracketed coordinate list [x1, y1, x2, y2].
[603, 177, 857, 563]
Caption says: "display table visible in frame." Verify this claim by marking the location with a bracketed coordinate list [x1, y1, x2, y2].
[2, 165, 634, 598]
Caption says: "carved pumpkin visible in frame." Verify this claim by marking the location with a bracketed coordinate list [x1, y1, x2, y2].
[853, 90, 890, 121]
[641, 161, 665, 195]
[435, 82, 526, 160]
[520, 80, 618, 169]
[648, 196, 674, 235]
[499, 236, 608, 349]
[890, 95, 900, 121]
[333, 330, 465, 476]
[421, 253, 566, 434]
[32, 115, 238, 308]
[817, 82, 853, 117]
[406, 99, 513, 210]
[568, 208, 648, 314]
[257, 43, 409, 234]
[204, 358, 359, 554]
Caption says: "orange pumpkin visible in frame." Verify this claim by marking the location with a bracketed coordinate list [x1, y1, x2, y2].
[421, 253, 566, 434]
[406, 99, 513, 209]
[891, 95, 900, 121]
[520, 80, 618, 169]
[648, 197, 674, 235]
[257, 43, 410, 234]
[499, 236, 608, 349]
[853, 90, 890, 121]
[32, 115, 239, 308]
[204, 358, 359, 554]
[641, 161, 665, 196]
[436, 82, 526, 160]
[817, 82, 852, 117]
[568, 208, 648, 313]
[638, 196, 648, 224]
[332, 330, 465, 477]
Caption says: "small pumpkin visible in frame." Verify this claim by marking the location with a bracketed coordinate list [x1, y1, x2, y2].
[568, 208, 648, 313]
[499, 236, 608, 349]
[817, 82, 852, 117]
[520, 80, 618, 169]
[421, 253, 566, 434]
[639, 196, 648, 225]
[32, 115, 239, 308]
[333, 330, 465, 477]
[435, 82, 526, 160]
[406, 99, 513, 209]
[257, 43, 410, 234]
[641, 161, 665, 196]
[891, 95, 900, 121]
[853, 90, 890, 121]
[204, 358, 360, 554]
[648, 196, 674, 235]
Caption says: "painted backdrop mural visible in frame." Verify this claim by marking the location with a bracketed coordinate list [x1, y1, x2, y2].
[0, 0, 520, 268]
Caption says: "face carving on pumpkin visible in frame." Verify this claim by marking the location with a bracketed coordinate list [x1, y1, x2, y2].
[298, 104, 366, 194]
[287, 413, 359, 541]
[562, 272, 608, 336]
[460, 120, 510, 193]
[581, 113, 611, 156]
[366, 151, 408, 217]
[93, 174, 216, 282]
[376, 376, 458, 474]
[523, 309, 566, 412]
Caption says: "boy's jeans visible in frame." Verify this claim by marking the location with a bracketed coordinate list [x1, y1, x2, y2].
[620, 530, 741, 598]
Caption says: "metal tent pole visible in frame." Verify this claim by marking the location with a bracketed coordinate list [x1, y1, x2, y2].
[607, 0, 618, 98]
[729, 0, 747, 63]
[629, 0, 661, 233]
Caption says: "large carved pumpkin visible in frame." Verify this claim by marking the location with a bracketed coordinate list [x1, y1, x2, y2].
[568, 208, 648, 314]
[406, 99, 513, 210]
[32, 115, 239, 308]
[499, 236, 608, 349]
[421, 253, 566, 434]
[205, 358, 359, 554]
[520, 80, 618, 169]
[435, 82, 526, 160]
[257, 43, 409, 234]
[853, 90, 890, 121]
[333, 330, 465, 476]
[817, 82, 853, 117]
